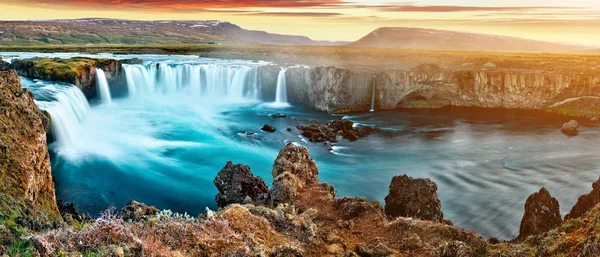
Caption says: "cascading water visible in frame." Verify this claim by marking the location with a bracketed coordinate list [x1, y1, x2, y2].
[20, 78, 90, 149]
[370, 85, 376, 112]
[275, 68, 288, 105]
[123, 63, 262, 101]
[95, 68, 112, 104]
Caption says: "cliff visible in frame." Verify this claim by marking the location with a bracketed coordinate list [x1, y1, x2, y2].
[2, 57, 134, 99]
[264, 64, 600, 116]
[0, 71, 60, 233]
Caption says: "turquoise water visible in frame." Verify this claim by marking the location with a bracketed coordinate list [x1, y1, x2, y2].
[10, 53, 600, 240]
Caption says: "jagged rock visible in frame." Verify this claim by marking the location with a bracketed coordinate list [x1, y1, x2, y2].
[30, 236, 55, 257]
[297, 119, 368, 143]
[561, 120, 579, 135]
[355, 242, 394, 257]
[334, 197, 385, 223]
[271, 245, 303, 257]
[271, 172, 301, 205]
[566, 177, 600, 220]
[121, 200, 159, 222]
[0, 71, 61, 224]
[214, 161, 269, 208]
[262, 124, 277, 133]
[272, 143, 319, 187]
[384, 174, 444, 222]
[517, 187, 562, 241]
[270, 113, 288, 118]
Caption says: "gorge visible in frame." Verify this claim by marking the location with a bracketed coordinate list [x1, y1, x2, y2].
[2, 51, 600, 253]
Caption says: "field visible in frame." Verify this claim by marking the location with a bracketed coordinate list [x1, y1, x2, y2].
[1, 45, 600, 72]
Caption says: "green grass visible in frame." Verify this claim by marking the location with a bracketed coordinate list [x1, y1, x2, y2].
[6, 240, 36, 257]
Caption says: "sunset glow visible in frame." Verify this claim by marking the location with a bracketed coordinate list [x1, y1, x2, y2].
[1, 0, 600, 45]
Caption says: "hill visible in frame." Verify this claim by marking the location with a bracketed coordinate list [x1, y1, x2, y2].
[0, 19, 343, 46]
[349, 27, 592, 53]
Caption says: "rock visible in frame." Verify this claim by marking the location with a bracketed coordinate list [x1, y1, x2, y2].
[287, 128, 292, 132]
[355, 242, 394, 257]
[214, 161, 269, 208]
[120, 58, 144, 65]
[262, 124, 277, 133]
[110, 246, 125, 257]
[566, 177, 600, 220]
[272, 143, 319, 187]
[205, 207, 216, 220]
[270, 113, 288, 118]
[0, 71, 61, 224]
[438, 241, 475, 257]
[384, 174, 444, 222]
[30, 236, 55, 257]
[516, 187, 562, 241]
[326, 244, 345, 254]
[121, 200, 159, 222]
[561, 120, 579, 135]
[271, 245, 303, 257]
[271, 172, 301, 205]
[297, 119, 368, 143]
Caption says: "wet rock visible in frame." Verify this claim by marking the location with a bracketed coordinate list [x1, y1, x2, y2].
[262, 124, 277, 133]
[566, 177, 600, 220]
[384, 174, 444, 222]
[121, 200, 159, 222]
[561, 120, 579, 135]
[270, 113, 288, 118]
[355, 242, 394, 257]
[120, 58, 144, 65]
[287, 128, 292, 132]
[297, 119, 370, 143]
[214, 161, 269, 208]
[516, 187, 562, 241]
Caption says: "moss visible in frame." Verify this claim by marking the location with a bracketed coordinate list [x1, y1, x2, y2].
[6, 240, 36, 257]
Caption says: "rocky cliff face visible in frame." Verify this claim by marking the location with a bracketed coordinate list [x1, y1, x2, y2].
[0, 71, 60, 224]
[3, 58, 130, 100]
[267, 64, 600, 115]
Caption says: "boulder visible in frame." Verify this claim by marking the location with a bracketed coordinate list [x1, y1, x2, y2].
[272, 143, 319, 187]
[270, 113, 288, 119]
[214, 161, 269, 208]
[566, 177, 600, 220]
[262, 124, 277, 133]
[384, 175, 444, 222]
[516, 187, 562, 241]
[297, 119, 367, 143]
[561, 120, 579, 135]
[121, 200, 159, 222]
[270, 143, 319, 205]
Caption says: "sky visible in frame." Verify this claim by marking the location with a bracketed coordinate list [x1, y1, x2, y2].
[1, 0, 600, 45]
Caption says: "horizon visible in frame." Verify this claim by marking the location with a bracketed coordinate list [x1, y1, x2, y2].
[1, 0, 600, 45]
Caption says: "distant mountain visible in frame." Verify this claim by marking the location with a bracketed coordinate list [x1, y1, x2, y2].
[349, 27, 593, 53]
[0, 19, 344, 46]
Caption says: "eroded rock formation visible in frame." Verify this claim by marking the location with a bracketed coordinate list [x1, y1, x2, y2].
[566, 177, 600, 220]
[0, 71, 60, 224]
[384, 175, 444, 222]
[516, 187, 562, 241]
[214, 161, 269, 207]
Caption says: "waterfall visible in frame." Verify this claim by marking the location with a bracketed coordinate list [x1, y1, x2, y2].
[95, 68, 112, 104]
[275, 68, 288, 104]
[123, 63, 262, 101]
[370, 85, 375, 112]
[34, 85, 90, 148]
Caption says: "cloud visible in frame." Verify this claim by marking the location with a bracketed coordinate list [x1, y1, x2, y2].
[4, 0, 349, 9]
[375, 5, 574, 13]
[242, 12, 342, 17]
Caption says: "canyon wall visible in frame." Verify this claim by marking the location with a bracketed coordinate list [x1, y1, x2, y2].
[262, 64, 600, 115]
[0, 71, 60, 224]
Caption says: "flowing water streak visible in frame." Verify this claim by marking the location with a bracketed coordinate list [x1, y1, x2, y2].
[370, 85, 376, 112]
[123, 63, 262, 101]
[34, 85, 90, 148]
[95, 68, 112, 104]
[275, 68, 288, 104]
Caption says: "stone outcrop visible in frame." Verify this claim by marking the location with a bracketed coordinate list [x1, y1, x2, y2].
[1, 57, 130, 99]
[565, 177, 600, 220]
[270, 143, 319, 205]
[297, 119, 371, 143]
[561, 120, 580, 135]
[214, 161, 269, 207]
[0, 71, 60, 224]
[120, 200, 159, 222]
[516, 187, 562, 241]
[384, 175, 444, 222]
[262, 64, 600, 115]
